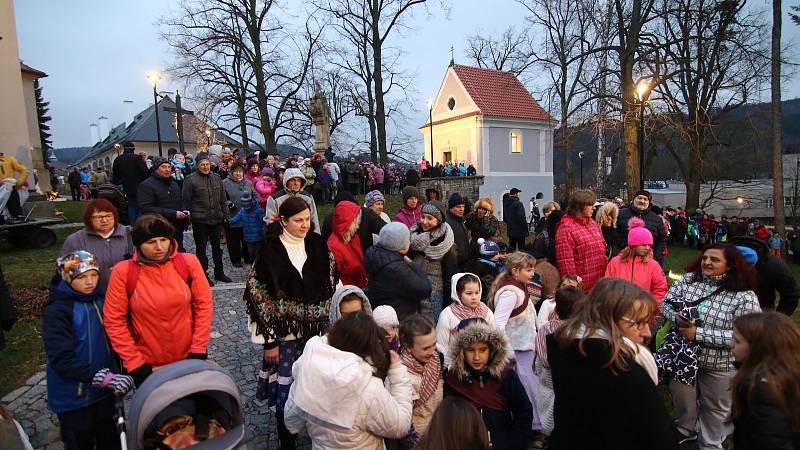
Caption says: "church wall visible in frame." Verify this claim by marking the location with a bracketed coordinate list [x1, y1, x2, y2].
[484, 125, 541, 173]
[421, 117, 479, 166]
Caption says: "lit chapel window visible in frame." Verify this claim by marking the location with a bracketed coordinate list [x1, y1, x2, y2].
[510, 130, 522, 153]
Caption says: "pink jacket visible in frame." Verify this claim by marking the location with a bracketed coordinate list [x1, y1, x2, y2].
[254, 178, 277, 208]
[394, 204, 422, 229]
[604, 254, 668, 303]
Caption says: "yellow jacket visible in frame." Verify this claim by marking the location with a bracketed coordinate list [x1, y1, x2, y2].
[0, 154, 29, 187]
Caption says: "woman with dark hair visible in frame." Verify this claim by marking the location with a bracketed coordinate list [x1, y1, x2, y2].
[60, 198, 132, 289]
[284, 311, 413, 448]
[414, 396, 490, 450]
[555, 189, 606, 291]
[244, 196, 333, 450]
[547, 278, 675, 450]
[659, 244, 760, 449]
[104, 214, 213, 386]
[730, 312, 800, 450]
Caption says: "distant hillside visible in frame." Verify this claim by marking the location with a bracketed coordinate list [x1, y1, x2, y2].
[554, 97, 800, 189]
[51, 147, 91, 165]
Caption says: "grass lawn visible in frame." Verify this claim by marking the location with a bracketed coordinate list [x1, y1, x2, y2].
[53, 200, 88, 224]
[0, 319, 44, 395]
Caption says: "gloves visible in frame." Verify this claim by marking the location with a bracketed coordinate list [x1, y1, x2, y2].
[129, 364, 152, 387]
[187, 353, 207, 360]
[91, 368, 135, 395]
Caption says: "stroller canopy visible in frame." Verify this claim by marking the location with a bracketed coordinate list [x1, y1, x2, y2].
[127, 360, 247, 450]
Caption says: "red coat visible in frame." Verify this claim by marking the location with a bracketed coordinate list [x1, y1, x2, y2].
[555, 215, 607, 291]
[328, 201, 367, 287]
[604, 254, 668, 303]
[104, 244, 213, 372]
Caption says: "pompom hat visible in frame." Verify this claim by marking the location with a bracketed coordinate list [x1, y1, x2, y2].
[627, 217, 653, 246]
[477, 238, 500, 258]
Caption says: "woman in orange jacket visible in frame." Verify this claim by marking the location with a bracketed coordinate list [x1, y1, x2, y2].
[604, 217, 668, 304]
[103, 214, 213, 385]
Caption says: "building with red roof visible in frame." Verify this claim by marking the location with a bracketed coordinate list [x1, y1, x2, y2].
[420, 63, 555, 216]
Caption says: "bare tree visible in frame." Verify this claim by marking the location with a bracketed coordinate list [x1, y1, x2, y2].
[161, 0, 323, 154]
[316, 0, 437, 164]
[646, 0, 768, 213]
[773, 0, 786, 233]
[464, 27, 537, 80]
[519, 0, 606, 193]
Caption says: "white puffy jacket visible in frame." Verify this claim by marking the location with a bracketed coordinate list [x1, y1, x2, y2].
[284, 336, 413, 449]
[436, 273, 495, 360]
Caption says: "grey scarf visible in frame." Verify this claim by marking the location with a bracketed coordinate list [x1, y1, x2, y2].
[410, 221, 454, 261]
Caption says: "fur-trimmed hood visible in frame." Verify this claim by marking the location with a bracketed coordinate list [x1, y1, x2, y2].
[446, 319, 512, 381]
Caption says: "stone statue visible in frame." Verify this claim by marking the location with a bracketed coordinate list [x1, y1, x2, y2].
[309, 81, 331, 154]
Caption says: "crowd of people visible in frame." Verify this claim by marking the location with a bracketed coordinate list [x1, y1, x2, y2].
[8, 142, 799, 450]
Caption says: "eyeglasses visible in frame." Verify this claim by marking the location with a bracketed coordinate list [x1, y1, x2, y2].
[91, 214, 114, 222]
[621, 317, 649, 329]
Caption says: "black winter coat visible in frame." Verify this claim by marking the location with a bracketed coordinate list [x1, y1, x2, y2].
[445, 211, 469, 270]
[733, 373, 800, 450]
[405, 169, 420, 186]
[111, 151, 148, 201]
[616, 206, 668, 255]
[67, 171, 82, 187]
[137, 174, 185, 226]
[444, 368, 532, 450]
[503, 195, 528, 239]
[364, 246, 431, 321]
[182, 171, 227, 224]
[546, 336, 676, 450]
[729, 236, 800, 315]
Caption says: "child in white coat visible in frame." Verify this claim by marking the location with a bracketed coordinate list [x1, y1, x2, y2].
[436, 273, 495, 360]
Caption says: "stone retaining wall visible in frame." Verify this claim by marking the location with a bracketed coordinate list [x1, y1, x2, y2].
[417, 176, 484, 205]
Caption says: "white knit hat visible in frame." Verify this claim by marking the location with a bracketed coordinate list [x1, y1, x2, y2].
[372, 305, 399, 328]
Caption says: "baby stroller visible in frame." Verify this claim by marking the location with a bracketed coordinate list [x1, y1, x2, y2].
[95, 183, 130, 225]
[125, 360, 252, 449]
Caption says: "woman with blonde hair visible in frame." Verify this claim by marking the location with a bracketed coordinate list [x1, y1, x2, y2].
[465, 197, 501, 242]
[547, 278, 675, 450]
[595, 201, 622, 258]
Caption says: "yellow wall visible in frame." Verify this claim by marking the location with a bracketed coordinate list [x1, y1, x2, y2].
[420, 116, 479, 167]
[0, 0, 35, 187]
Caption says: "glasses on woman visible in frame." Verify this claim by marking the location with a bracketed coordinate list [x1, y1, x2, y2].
[91, 214, 114, 222]
[621, 317, 649, 329]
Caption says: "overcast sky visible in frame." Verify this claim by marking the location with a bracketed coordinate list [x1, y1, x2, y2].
[14, 0, 800, 150]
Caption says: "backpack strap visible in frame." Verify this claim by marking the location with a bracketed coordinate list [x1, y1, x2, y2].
[125, 253, 193, 299]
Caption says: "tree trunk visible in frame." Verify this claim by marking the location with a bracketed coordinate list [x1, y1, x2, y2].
[370, 3, 388, 165]
[623, 101, 639, 199]
[772, 0, 785, 233]
[562, 116, 575, 194]
[246, 2, 276, 154]
[685, 141, 703, 213]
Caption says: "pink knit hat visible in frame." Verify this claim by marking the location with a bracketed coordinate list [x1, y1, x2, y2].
[627, 217, 653, 246]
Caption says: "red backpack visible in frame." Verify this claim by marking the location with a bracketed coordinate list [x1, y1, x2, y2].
[125, 253, 193, 298]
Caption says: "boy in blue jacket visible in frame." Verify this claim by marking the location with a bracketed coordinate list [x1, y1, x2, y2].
[44, 251, 133, 450]
[229, 191, 265, 259]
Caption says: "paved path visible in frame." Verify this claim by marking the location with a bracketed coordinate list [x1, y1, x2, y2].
[3, 232, 296, 449]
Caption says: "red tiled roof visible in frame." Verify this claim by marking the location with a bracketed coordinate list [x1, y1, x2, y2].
[20, 63, 48, 78]
[451, 64, 552, 122]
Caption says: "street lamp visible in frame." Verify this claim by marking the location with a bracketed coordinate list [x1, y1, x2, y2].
[146, 71, 164, 157]
[205, 129, 212, 146]
[578, 151, 585, 188]
[426, 98, 434, 167]
[635, 79, 652, 190]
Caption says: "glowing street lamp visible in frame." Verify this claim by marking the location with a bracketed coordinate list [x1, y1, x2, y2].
[426, 98, 435, 168]
[635, 79, 652, 190]
[146, 71, 164, 157]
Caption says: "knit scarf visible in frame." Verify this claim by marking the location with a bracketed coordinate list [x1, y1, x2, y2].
[409, 222, 454, 261]
[449, 300, 490, 323]
[401, 349, 441, 408]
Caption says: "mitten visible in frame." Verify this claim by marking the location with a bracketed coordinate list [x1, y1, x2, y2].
[108, 374, 134, 395]
[130, 364, 152, 387]
[91, 368, 112, 388]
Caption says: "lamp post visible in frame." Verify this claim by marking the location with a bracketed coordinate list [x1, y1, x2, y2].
[578, 151, 585, 188]
[426, 98, 434, 166]
[146, 71, 164, 157]
[205, 129, 212, 146]
[635, 79, 652, 191]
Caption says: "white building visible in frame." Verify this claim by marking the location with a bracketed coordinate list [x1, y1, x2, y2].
[420, 64, 555, 216]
